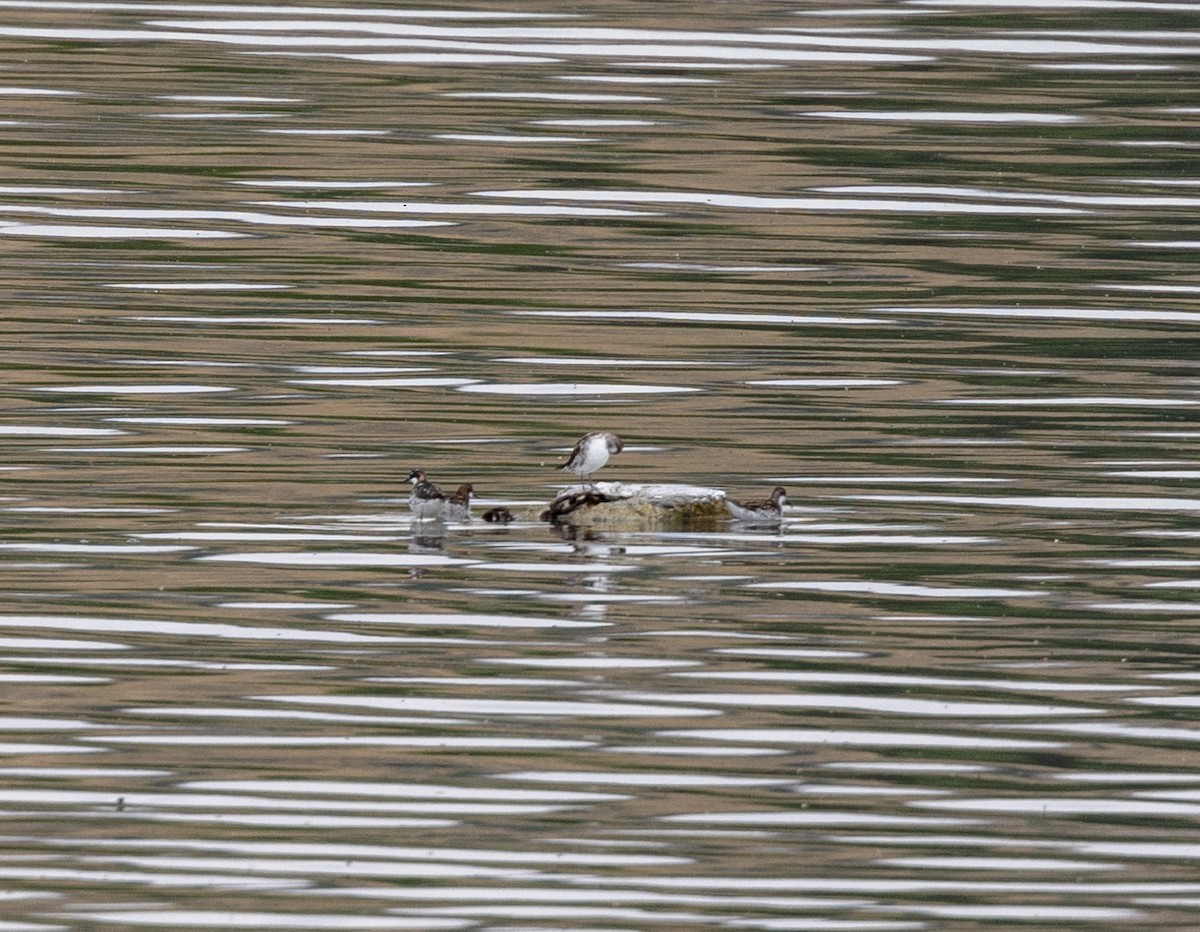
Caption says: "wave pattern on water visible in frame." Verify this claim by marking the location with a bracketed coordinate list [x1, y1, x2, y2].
[1, 0, 1200, 929]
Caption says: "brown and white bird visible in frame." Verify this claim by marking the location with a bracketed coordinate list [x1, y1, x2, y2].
[727, 486, 787, 525]
[407, 468, 446, 520]
[558, 431, 623, 484]
[445, 483, 474, 521]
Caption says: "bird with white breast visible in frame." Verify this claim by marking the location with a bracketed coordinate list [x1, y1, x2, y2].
[407, 468, 447, 520]
[558, 431, 623, 486]
[726, 486, 787, 525]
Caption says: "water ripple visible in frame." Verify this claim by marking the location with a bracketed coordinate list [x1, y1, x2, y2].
[260, 694, 720, 718]
[610, 690, 1096, 717]
[479, 187, 1084, 215]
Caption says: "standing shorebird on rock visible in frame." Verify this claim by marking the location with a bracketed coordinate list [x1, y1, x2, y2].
[407, 468, 447, 520]
[558, 431, 623, 485]
[726, 486, 787, 525]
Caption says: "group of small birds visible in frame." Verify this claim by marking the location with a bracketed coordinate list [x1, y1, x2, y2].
[408, 430, 787, 525]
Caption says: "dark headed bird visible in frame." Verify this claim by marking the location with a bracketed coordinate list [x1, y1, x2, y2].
[445, 483, 474, 521]
[408, 468, 446, 520]
[727, 486, 787, 525]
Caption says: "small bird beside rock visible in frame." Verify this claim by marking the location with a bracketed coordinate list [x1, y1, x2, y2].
[726, 487, 787, 525]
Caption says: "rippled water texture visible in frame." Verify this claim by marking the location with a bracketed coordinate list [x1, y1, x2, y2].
[3, 1, 1200, 929]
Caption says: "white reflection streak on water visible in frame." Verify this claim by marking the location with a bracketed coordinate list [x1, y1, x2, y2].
[248, 199, 654, 217]
[120, 706, 471, 726]
[0, 743, 101, 754]
[0, 204, 453, 230]
[847, 493, 1200, 511]
[913, 797, 1200, 818]
[477, 188, 1086, 215]
[0, 542, 196, 553]
[495, 356, 721, 367]
[1012, 721, 1200, 743]
[60, 911, 469, 929]
[496, 770, 794, 788]
[0, 425, 125, 436]
[301, 884, 877, 911]
[47, 836, 682, 867]
[746, 580, 1047, 598]
[770, 475, 1007, 483]
[105, 282, 291, 290]
[32, 384, 232, 394]
[1, 657, 330, 672]
[198, 552, 479, 567]
[46, 446, 247, 454]
[879, 855, 1116, 871]
[458, 382, 699, 397]
[258, 694, 720, 717]
[0, 787, 577, 816]
[661, 728, 1064, 750]
[396, 905, 724, 924]
[665, 811, 980, 827]
[88, 736, 596, 749]
[369, 676, 582, 686]
[483, 657, 701, 669]
[942, 397, 1198, 407]
[838, 832, 1200, 865]
[882, 305, 1200, 324]
[181, 779, 625, 804]
[578, 869, 1174, 900]
[0, 868, 308, 890]
[820, 183, 1200, 207]
[806, 109, 1083, 123]
[914, 0, 1200, 11]
[673, 670, 1153, 693]
[327, 611, 608, 628]
[134, 16, 1200, 60]
[0, 614, 428, 643]
[515, 309, 888, 325]
[134, 19, 937, 65]
[291, 377, 478, 388]
[606, 690, 1096, 717]
[142, 531, 399, 542]
[0, 222, 246, 238]
[87, 856, 548, 882]
[0, 636, 128, 650]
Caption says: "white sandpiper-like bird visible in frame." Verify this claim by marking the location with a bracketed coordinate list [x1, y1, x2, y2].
[726, 486, 787, 525]
[407, 468, 447, 520]
[558, 431, 623, 485]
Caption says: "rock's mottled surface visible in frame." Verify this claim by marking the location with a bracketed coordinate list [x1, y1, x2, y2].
[535, 482, 730, 530]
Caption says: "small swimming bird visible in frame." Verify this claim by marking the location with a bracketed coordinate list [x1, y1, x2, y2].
[559, 431, 623, 484]
[445, 483, 474, 521]
[408, 468, 447, 520]
[726, 486, 787, 525]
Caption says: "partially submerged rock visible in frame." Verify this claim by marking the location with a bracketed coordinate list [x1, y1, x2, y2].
[538, 482, 730, 530]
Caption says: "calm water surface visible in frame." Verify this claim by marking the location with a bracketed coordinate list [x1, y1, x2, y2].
[2, 1, 1200, 929]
